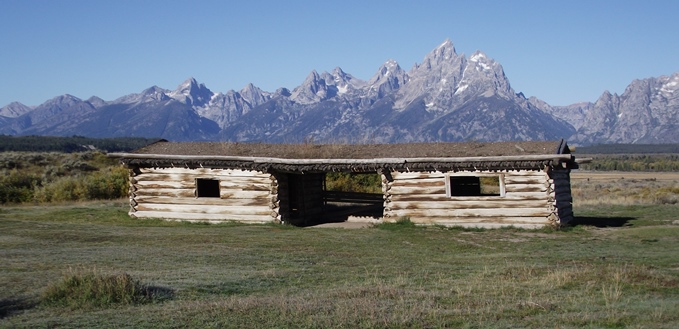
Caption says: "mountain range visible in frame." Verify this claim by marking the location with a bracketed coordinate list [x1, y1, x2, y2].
[2, 39, 678, 145]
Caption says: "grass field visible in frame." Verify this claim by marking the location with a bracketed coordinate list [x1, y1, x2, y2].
[1, 172, 679, 328]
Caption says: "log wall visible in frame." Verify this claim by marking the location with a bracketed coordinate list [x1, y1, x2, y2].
[383, 170, 557, 228]
[549, 167, 573, 225]
[129, 167, 278, 223]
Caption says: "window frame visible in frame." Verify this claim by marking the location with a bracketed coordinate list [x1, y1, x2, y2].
[195, 178, 221, 198]
[445, 173, 506, 198]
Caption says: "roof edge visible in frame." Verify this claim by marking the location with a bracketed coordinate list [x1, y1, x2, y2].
[108, 152, 574, 165]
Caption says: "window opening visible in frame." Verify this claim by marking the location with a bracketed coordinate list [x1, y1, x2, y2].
[447, 174, 505, 197]
[196, 178, 220, 198]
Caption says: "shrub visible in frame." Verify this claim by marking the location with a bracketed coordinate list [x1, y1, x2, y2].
[42, 269, 155, 308]
[0, 169, 40, 204]
[326, 172, 382, 193]
[83, 166, 129, 200]
[376, 216, 419, 230]
[33, 176, 86, 202]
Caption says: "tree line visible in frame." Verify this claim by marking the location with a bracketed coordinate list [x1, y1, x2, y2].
[577, 143, 679, 154]
[0, 135, 161, 153]
[578, 154, 679, 172]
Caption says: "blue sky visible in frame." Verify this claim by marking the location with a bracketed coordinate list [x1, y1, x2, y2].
[1, 0, 677, 107]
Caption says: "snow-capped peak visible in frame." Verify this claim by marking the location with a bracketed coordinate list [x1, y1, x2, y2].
[168, 77, 213, 106]
[469, 51, 487, 62]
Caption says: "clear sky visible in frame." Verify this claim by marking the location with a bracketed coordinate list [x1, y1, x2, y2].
[1, 0, 677, 107]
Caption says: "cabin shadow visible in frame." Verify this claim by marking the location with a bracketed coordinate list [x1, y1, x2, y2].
[569, 216, 636, 228]
[300, 202, 383, 227]
[0, 297, 37, 319]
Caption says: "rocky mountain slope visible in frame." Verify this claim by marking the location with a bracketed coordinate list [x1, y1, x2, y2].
[1, 39, 677, 145]
[531, 72, 679, 144]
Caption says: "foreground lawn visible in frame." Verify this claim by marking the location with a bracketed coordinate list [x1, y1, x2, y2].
[1, 202, 678, 328]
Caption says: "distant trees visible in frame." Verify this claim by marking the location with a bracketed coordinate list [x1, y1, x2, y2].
[577, 144, 679, 154]
[579, 154, 679, 172]
[0, 135, 160, 153]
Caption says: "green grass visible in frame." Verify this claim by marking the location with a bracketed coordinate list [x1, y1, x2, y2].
[1, 201, 679, 328]
[41, 268, 162, 309]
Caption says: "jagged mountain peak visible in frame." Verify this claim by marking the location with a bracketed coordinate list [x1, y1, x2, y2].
[39, 94, 82, 108]
[332, 66, 347, 77]
[4, 39, 678, 145]
[434, 38, 457, 57]
[239, 83, 269, 106]
[367, 59, 408, 98]
[169, 77, 213, 106]
[326, 67, 367, 95]
[305, 70, 321, 81]
[239, 82, 259, 95]
[113, 85, 170, 104]
[290, 70, 330, 104]
[373, 59, 402, 77]
[0, 101, 33, 118]
[421, 38, 459, 67]
[142, 86, 169, 98]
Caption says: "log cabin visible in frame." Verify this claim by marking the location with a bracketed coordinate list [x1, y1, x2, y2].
[109, 139, 579, 228]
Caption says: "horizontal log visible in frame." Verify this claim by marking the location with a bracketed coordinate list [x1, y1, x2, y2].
[388, 199, 550, 210]
[134, 196, 275, 207]
[402, 216, 551, 224]
[504, 184, 548, 193]
[134, 179, 271, 192]
[555, 200, 572, 208]
[136, 203, 274, 216]
[504, 176, 547, 184]
[503, 191, 550, 198]
[131, 211, 275, 222]
[429, 222, 548, 229]
[138, 167, 269, 178]
[389, 186, 448, 195]
[388, 193, 550, 202]
[558, 213, 574, 223]
[132, 188, 272, 199]
[133, 188, 195, 198]
[554, 185, 572, 195]
[552, 175, 571, 182]
[220, 190, 272, 199]
[554, 194, 573, 202]
[134, 181, 193, 189]
[387, 207, 551, 218]
[135, 173, 271, 183]
[219, 182, 272, 191]
[392, 172, 446, 180]
[557, 207, 574, 216]
[388, 178, 447, 187]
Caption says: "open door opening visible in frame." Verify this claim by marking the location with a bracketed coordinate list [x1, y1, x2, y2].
[278, 172, 385, 227]
[321, 172, 384, 224]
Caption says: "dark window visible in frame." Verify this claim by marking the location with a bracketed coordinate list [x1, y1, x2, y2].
[449, 176, 482, 196]
[196, 179, 220, 198]
[448, 175, 504, 197]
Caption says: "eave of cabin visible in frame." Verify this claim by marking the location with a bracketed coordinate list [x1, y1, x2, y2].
[110, 153, 575, 173]
[108, 139, 577, 173]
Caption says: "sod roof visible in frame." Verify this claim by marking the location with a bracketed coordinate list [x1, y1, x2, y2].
[130, 140, 567, 159]
[111, 140, 575, 173]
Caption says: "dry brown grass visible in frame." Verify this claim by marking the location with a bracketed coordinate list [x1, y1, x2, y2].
[571, 171, 679, 206]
